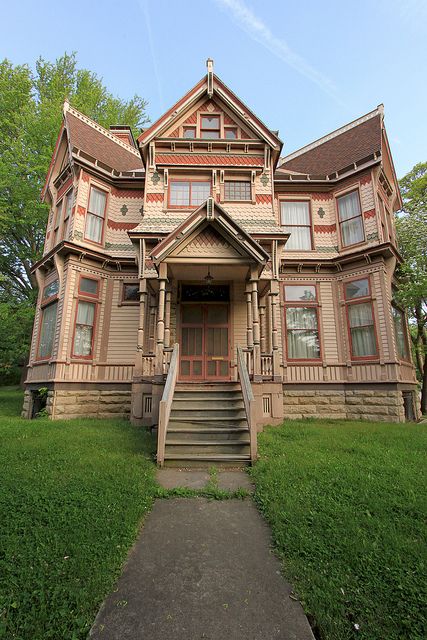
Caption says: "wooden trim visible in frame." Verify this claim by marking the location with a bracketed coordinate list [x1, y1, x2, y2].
[78, 274, 99, 298]
[282, 281, 322, 363]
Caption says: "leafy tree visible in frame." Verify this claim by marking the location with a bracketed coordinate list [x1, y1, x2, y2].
[0, 52, 149, 383]
[396, 162, 427, 414]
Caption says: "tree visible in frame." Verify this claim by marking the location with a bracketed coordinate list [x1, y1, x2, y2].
[0, 53, 149, 383]
[396, 162, 427, 414]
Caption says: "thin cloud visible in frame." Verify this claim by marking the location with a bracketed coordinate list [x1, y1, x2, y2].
[138, 0, 164, 112]
[214, 0, 344, 105]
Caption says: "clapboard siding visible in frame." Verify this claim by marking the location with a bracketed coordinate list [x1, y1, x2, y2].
[107, 280, 139, 362]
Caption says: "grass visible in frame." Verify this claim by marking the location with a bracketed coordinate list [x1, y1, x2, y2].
[250, 418, 427, 640]
[0, 388, 157, 640]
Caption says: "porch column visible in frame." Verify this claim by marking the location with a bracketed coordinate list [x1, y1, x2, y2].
[164, 288, 171, 349]
[135, 278, 147, 376]
[155, 263, 167, 377]
[269, 279, 281, 382]
[250, 265, 261, 380]
[245, 283, 253, 350]
[259, 296, 267, 354]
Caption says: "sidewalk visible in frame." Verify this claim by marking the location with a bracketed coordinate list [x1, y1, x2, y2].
[89, 474, 314, 640]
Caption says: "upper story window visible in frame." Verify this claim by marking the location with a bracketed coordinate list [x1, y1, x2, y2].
[85, 186, 107, 244]
[344, 277, 378, 359]
[62, 190, 73, 239]
[169, 180, 211, 208]
[337, 190, 364, 247]
[392, 306, 410, 360]
[72, 275, 100, 358]
[79, 277, 99, 297]
[281, 201, 313, 251]
[225, 127, 238, 139]
[224, 180, 251, 201]
[284, 284, 320, 360]
[43, 279, 59, 301]
[183, 126, 196, 139]
[200, 115, 220, 139]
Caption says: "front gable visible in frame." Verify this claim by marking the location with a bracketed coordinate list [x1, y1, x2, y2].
[168, 223, 249, 260]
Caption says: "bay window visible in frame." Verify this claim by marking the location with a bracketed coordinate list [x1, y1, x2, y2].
[281, 201, 313, 250]
[169, 180, 211, 207]
[337, 190, 364, 247]
[344, 277, 377, 359]
[85, 186, 107, 243]
[37, 301, 58, 360]
[392, 306, 410, 360]
[72, 276, 99, 358]
[284, 284, 320, 360]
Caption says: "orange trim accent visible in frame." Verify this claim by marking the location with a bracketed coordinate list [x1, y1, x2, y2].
[107, 220, 138, 231]
[184, 113, 197, 125]
[363, 208, 376, 219]
[255, 194, 272, 204]
[77, 205, 86, 216]
[81, 171, 91, 183]
[360, 174, 372, 186]
[314, 224, 336, 233]
[110, 186, 144, 199]
[57, 177, 73, 200]
[146, 193, 164, 203]
[156, 154, 264, 166]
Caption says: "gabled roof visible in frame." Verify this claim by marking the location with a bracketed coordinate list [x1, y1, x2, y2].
[64, 103, 144, 173]
[278, 107, 383, 177]
[138, 65, 282, 151]
[134, 198, 270, 265]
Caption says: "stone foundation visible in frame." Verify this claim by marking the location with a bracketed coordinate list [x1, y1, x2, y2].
[283, 389, 407, 423]
[22, 388, 131, 420]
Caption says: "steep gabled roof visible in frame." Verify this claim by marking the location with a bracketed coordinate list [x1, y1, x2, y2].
[64, 103, 144, 173]
[278, 107, 382, 177]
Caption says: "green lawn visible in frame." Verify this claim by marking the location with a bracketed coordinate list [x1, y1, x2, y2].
[250, 419, 427, 640]
[0, 388, 157, 640]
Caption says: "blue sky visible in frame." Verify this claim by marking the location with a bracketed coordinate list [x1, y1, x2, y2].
[1, 0, 426, 177]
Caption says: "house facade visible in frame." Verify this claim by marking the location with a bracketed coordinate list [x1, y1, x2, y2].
[23, 61, 419, 463]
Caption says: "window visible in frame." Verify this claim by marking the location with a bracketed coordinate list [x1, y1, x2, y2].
[38, 301, 58, 360]
[224, 181, 251, 201]
[392, 306, 409, 360]
[62, 190, 73, 240]
[344, 277, 377, 359]
[225, 127, 237, 139]
[43, 279, 59, 301]
[337, 190, 364, 247]
[200, 115, 220, 139]
[169, 181, 211, 207]
[123, 283, 139, 302]
[85, 186, 107, 243]
[183, 126, 196, 138]
[79, 277, 99, 297]
[73, 301, 96, 357]
[53, 201, 62, 246]
[281, 201, 312, 250]
[284, 285, 320, 360]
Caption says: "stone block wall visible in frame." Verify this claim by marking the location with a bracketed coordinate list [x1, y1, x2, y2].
[283, 389, 406, 422]
[22, 389, 131, 420]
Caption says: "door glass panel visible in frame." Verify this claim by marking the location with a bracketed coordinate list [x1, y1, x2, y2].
[182, 305, 203, 324]
[181, 361, 190, 376]
[182, 328, 189, 355]
[194, 328, 202, 355]
[193, 361, 202, 376]
[219, 361, 229, 376]
[207, 361, 216, 376]
[206, 305, 228, 324]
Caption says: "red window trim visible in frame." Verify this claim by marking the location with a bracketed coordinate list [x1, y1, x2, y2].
[36, 299, 58, 362]
[168, 179, 212, 209]
[84, 184, 108, 246]
[78, 274, 99, 299]
[71, 276, 101, 360]
[343, 275, 379, 361]
[280, 199, 314, 251]
[282, 282, 322, 362]
[336, 188, 365, 249]
[224, 126, 238, 139]
[200, 113, 221, 139]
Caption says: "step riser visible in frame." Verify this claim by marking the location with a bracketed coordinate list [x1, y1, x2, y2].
[163, 460, 250, 469]
[166, 431, 249, 442]
[169, 421, 248, 429]
[170, 410, 246, 420]
[165, 444, 250, 455]
[172, 400, 245, 409]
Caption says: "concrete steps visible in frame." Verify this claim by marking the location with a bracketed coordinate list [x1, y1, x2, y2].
[164, 384, 251, 467]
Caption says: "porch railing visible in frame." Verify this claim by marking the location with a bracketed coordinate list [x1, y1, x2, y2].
[261, 353, 273, 379]
[157, 343, 179, 467]
[237, 346, 257, 463]
[142, 354, 155, 377]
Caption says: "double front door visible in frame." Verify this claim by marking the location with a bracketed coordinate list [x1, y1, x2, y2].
[180, 303, 230, 380]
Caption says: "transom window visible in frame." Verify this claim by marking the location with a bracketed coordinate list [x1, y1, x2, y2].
[284, 284, 320, 360]
[169, 181, 211, 207]
[85, 186, 107, 244]
[224, 180, 251, 201]
[200, 115, 220, 139]
[79, 277, 99, 297]
[337, 190, 364, 247]
[281, 201, 313, 251]
[43, 279, 59, 300]
[344, 277, 377, 359]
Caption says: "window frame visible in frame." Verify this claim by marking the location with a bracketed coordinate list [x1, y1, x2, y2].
[53, 199, 63, 247]
[120, 281, 140, 306]
[280, 199, 314, 251]
[283, 282, 322, 362]
[344, 275, 379, 361]
[61, 188, 73, 241]
[84, 184, 108, 246]
[71, 275, 101, 360]
[200, 114, 221, 139]
[224, 180, 252, 202]
[36, 296, 59, 362]
[78, 276, 99, 299]
[168, 179, 211, 209]
[392, 304, 411, 362]
[183, 126, 196, 139]
[336, 188, 365, 249]
[224, 126, 238, 139]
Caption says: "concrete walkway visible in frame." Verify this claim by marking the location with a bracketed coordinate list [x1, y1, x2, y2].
[90, 481, 314, 640]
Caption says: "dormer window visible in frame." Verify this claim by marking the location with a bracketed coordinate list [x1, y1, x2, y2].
[201, 116, 220, 139]
[183, 126, 196, 139]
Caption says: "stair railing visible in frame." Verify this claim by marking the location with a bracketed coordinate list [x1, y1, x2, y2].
[237, 345, 257, 463]
[157, 343, 179, 467]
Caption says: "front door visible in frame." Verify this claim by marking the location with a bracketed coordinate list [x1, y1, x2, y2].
[180, 304, 230, 380]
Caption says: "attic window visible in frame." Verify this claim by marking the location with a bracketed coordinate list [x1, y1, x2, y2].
[183, 126, 196, 139]
[201, 116, 220, 139]
[225, 127, 237, 139]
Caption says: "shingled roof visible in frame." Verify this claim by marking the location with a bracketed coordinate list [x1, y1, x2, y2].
[65, 106, 144, 174]
[278, 108, 382, 177]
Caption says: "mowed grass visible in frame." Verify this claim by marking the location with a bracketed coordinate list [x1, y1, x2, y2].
[250, 419, 427, 640]
[0, 388, 157, 640]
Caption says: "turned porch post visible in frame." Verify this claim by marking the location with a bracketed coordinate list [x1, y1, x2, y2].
[250, 265, 261, 380]
[259, 296, 267, 354]
[155, 263, 167, 376]
[269, 279, 281, 381]
[164, 288, 171, 349]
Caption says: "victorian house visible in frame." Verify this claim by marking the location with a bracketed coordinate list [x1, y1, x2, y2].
[23, 61, 419, 465]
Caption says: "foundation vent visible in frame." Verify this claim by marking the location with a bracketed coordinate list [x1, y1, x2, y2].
[262, 394, 271, 417]
[143, 395, 153, 416]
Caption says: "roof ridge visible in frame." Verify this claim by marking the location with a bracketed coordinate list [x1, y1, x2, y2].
[279, 105, 383, 166]
[64, 101, 142, 159]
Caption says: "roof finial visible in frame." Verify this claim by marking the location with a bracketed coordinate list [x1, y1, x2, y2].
[206, 58, 214, 98]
